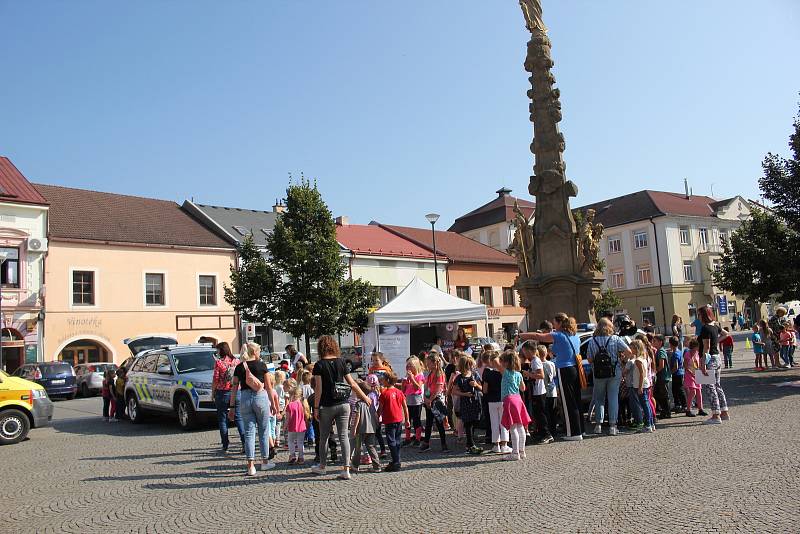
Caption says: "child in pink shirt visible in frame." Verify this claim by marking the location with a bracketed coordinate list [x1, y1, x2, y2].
[682, 339, 706, 417]
[285, 383, 310, 464]
[401, 357, 425, 446]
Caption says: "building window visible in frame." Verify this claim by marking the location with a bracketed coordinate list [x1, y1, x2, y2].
[479, 287, 493, 306]
[688, 303, 697, 321]
[502, 287, 515, 306]
[682, 261, 695, 283]
[0, 247, 20, 288]
[608, 236, 622, 254]
[679, 227, 691, 246]
[488, 323, 495, 338]
[633, 231, 648, 249]
[72, 271, 95, 305]
[636, 264, 652, 286]
[711, 258, 722, 272]
[641, 306, 656, 326]
[145, 273, 165, 306]
[719, 229, 728, 245]
[233, 225, 249, 236]
[456, 286, 471, 301]
[610, 270, 625, 289]
[378, 286, 397, 306]
[199, 275, 217, 306]
[699, 228, 709, 248]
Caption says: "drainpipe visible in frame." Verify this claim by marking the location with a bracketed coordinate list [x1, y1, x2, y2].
[650, 217, 668, 335]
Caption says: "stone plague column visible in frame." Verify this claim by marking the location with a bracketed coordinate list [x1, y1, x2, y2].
[512, 0, 604, 325]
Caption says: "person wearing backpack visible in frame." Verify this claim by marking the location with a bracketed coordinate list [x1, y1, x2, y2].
[587, 318, 632, 436]
[212, 342, 245, 453]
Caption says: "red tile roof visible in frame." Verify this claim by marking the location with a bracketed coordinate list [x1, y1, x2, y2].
[35, 183, 233, 249]
[449, 188, 534, 233]
[0, 157, 49, 206]
[336, 224, 442, 260]
[375, 223, 516, 266]
[578, 190, 729, 228]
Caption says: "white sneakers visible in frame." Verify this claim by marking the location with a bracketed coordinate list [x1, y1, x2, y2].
[593, 424, 603, 434]
[246, 465, 257, 476]
[260, 462, 276, 471]
[609, 426, 619, 436]
[503, 453, 520, 461]
[337, 470, 351, 480]
[491, 445, 502, 454]
[500, 445, 513, 454]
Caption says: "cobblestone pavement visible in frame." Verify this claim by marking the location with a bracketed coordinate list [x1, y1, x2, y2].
[2, 343, 799, 533]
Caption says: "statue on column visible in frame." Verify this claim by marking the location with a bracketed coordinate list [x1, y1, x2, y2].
[508, 201, 535, 278]
[579, 209, 605, 273]
[519, 0, 546, 33]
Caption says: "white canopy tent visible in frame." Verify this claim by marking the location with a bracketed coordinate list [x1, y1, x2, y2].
[371, 277, 488, 327]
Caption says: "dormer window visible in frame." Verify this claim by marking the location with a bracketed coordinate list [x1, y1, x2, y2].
[233, 226, 249, 236]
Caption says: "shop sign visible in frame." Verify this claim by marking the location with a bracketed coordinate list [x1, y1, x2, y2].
[488, 308, 501, 319]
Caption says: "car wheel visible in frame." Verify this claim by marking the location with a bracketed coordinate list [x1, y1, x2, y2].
[81, 383, 90, 397]
[127, 394, 145, 423]
[0, 409, 30, 445]
[175, 395, 198, 430]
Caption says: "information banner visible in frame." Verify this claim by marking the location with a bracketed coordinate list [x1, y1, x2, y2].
[377, 324, 411, 372]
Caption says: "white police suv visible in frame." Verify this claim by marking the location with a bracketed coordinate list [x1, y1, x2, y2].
[124, 344, 217, 430]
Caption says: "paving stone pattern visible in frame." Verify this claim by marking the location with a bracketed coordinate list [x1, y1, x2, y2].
[1, 344, 799, 533]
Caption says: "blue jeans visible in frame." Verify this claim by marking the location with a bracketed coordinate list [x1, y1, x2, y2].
[214, 390, 245, 450]
[240, 389, 271, 461]
[632, 387, 654, 427]
[592, 374, 621, 425]
[385, 422, 403, 466]
[780, 345, 794, 366]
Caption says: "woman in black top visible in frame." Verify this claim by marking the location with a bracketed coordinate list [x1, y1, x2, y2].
[310, 336, 371, 480]
[482, 353, 510, 454]
[229, 342, 276, 476]
[698, 306, 730, 424]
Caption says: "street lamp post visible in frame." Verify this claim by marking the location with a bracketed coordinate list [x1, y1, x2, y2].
[425, 213, 441, 289]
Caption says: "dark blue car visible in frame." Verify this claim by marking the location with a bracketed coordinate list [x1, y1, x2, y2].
[14, 362, 77, 399]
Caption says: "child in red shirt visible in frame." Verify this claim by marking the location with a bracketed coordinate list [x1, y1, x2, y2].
[378, 371, 409, 472]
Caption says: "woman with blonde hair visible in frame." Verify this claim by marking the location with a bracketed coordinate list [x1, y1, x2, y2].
[519, 313, 584, 441]
[229, 341, 277, 475]
[587, 318, 632, 436]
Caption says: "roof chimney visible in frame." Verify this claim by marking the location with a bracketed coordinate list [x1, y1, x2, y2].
[684, 178, 690, 200]
[272, 198, 287, 214]
[496, 187, 513, 198]
[335, 216, 349, 226]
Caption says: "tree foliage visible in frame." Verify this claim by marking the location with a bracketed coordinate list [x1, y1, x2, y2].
[224, 234, 277, 324]
[225, 176, 377, 355]
[714, 104, 800, 302]
[759, 107, 800, 232]
[593, 289, 622, 317]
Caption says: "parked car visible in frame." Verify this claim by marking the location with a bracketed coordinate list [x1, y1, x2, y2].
[12, 362, 77, 400]
[468, 337, 501, 353]
[74, 363, 118, 397]
[340, 346, 364, 373]
[0, 370, 53, 445]
[124, 344, 217, 430]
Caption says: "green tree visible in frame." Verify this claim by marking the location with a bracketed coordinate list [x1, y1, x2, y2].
[714, 208, 800, 302]
[759, 105, 800, 231]
[714, 104, 800, 302]
[264, 177, 377, 355]
[224, 234, 277, 325]
[593, 289, 622, 317]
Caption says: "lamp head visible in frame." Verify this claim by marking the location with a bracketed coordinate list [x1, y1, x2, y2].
[425, 213, 440, 225]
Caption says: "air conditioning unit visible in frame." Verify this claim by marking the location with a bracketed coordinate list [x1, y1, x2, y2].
[26, 237, 48, 252]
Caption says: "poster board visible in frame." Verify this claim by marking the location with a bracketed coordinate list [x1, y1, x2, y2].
[377, 324, 411, 373]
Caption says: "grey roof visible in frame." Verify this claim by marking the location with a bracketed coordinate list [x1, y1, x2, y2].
[182, 201, 278, 247]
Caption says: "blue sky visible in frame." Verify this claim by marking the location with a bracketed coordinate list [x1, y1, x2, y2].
[1, 1, 799, 229]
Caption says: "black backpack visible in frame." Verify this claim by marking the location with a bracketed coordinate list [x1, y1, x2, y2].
[592, 337, 615, 379]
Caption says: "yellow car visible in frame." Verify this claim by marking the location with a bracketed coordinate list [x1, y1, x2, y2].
[0, 370, 54, 445]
